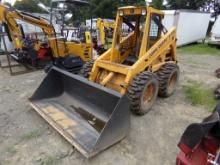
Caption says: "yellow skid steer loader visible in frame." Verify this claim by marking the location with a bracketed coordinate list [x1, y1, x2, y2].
[30, 6, 179, 158]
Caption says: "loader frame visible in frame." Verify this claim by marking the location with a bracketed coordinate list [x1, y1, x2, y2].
[29, 6, 178, 158]
[89, 6, 177, 94]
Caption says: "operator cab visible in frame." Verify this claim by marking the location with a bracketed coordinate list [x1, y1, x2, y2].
[114, 6, 165, 65]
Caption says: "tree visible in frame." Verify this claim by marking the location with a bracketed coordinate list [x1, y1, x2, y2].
[3, 2, 12, 7]
[118, 0, 145, 6]
[151, 0, 164, 9]
[87, 0, 146, 19]
[14, 0, 51, 13]
[167, 0, 206, 9]
[88, 0, 118, 19]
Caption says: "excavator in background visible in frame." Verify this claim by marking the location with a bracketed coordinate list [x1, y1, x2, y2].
[0, 4, 92, 72]
[93, 18, 115, 54]
[29, 6, 179, 158]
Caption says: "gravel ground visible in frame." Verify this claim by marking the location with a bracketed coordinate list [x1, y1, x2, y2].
[0, 53, 219, 165]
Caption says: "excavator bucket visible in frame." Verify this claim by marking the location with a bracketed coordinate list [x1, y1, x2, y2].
[29, 67, 130, 158]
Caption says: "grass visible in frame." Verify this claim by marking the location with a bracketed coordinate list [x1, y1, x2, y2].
[178, 43, 220, 56]
[5, 145, 17, 155]
[40, 156, 59, 165]
[3, 129, 43, 158]
[183, 80, 217, 109]
[18, 129, 42, 143]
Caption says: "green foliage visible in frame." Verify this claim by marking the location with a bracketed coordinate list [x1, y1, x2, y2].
[3, 129, 43, 157]
[40, 156, 59, 165]
[88, 0, 118, 19]
[68, 0, 146, 24]
[3, 2, 12, 7]
[118, 0, 146, 6]
[178, 44, 220, 56]
[5, 145, 17, 155]
[167, 0, 206, 9]
[12, 0, 208, 22]
[88, 0, 146, 19]
[18, 129, 42, 143]
[183, 80, 217, 109]
[151, 0, 164, 9]
[14, 0, 51, 13]
[13, 0, 146, 19]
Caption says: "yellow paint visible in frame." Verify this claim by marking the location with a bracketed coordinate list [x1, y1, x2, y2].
[96, 18, 115, 46]
[66, 42, 92, 62]
[14, 37, 22, 49]
[88, 6, 177, 94]
[0, 4, 92, 62]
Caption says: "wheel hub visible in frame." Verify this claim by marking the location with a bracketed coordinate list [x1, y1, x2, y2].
[143, 83, 155, 105]
[168, 72, 177, 94]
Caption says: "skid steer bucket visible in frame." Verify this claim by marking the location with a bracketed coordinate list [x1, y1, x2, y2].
[29, 67, 130, 158]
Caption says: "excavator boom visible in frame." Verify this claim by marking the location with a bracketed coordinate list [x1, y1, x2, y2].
[0, 4, 92, 71]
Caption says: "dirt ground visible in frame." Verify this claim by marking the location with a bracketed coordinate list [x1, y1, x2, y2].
[0, 53, 219, 165]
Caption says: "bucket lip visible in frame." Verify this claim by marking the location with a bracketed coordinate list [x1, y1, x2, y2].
[50, 66, 123, 98]
[29, 102, 93, 158]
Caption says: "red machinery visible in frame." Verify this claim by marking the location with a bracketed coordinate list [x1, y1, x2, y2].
[15, 35, 52, 67]
[176, 105, 220, 165]
[37, 43, 52, 61]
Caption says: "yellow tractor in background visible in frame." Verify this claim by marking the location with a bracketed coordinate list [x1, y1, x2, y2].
[94, 18, 115, 53]
[30, 6, 179, 158]
[0, 4, 92, 72]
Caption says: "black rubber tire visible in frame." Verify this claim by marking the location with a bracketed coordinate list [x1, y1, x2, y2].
[215, 68, 220, 78]
[157, 63, 180, 98]
[80, 61, 94, 78]
[127, 72, 159, 116]
[215, 85, 220, 100]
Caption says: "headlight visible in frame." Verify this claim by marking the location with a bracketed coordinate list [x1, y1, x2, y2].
[142, 9, 146, 15]
[119, 10, 124, 16]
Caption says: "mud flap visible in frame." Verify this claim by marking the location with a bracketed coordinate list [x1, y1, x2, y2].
[29, 67, 130, 158]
